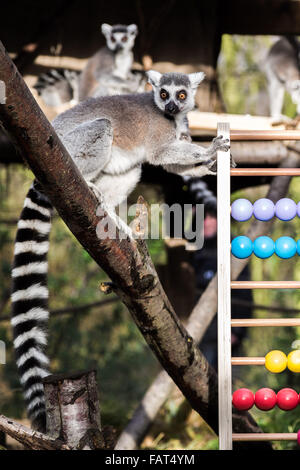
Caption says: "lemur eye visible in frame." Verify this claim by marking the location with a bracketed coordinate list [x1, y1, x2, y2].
[110, 35, 116, 42]
[178, 91, 187, 100]
[122, 35, 128, 42]
[160, 89, 168, 100]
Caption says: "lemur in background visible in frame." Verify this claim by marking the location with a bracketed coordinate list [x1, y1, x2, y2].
[11, 70, 231, 431]
[79, 23, 145, 100]
[34, 23, 145, 107]
[265, 36, 300, 120]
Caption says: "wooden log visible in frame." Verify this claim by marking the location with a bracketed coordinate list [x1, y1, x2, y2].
[43, 370, 105, 450]
[231, 318, 300, 327]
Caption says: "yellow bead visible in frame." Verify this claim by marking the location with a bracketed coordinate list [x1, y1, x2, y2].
[265, 350, 287, 373]
[287, 350, 300, 373]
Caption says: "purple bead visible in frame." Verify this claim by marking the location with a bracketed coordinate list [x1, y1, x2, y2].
[253, 199, 275, 221]
[275, 198, 297, 221]
[231, 199, 253, 221]
[297, 202, 300, 218]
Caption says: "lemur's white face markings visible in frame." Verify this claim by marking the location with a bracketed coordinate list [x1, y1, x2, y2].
[146, 71, 205, 116]
[101, 23, 138, 53]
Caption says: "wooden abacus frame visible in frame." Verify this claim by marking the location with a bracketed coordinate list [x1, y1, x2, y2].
[217, 123, 300, 450]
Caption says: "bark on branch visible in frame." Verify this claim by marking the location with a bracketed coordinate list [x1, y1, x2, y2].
[0, 414, 70, 450]
[0, 40, 269, 449]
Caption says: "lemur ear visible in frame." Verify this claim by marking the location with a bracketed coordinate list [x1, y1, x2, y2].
[101, 23, 112, 37]
[128, 24, 138, 36]
[188, 72, 206, 90]
[146, 70, 162, 88]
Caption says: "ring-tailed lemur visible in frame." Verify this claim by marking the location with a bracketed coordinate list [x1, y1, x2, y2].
[265, 36, 300, 119]
[11, 70, 231, 431]
[34, 23, 144, 107]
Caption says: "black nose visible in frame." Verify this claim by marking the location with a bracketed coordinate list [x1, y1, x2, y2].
[165, 101, 179, 114]
[114, 44, 122, 52]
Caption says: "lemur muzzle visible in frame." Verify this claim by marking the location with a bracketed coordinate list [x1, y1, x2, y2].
[165, 100, 179, 114]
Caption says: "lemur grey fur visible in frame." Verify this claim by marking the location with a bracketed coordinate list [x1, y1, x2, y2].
[34, 23, 144, 107]
[11, 70, 231, 431]
[265, 36, 300, 119]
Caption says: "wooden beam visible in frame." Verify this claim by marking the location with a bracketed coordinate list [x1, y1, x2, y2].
[231, 318, 300, 327]
[230, 130, 300, 141]
[231, 281, 300, 289]
[231, 168, 300, 176]
[232, 433, 298, 442]
[217, 122, 232, 450]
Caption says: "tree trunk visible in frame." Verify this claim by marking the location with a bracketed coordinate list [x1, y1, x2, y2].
[43, 370, 105, 450]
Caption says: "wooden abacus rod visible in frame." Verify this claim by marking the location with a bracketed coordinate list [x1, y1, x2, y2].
[232, 433, 298, 442]
[230, 130, 300, 141]
[231, 168, 300, 176]
[231, 318, 300, 327]
[231, 281, 300, 289]
[231, 357, 265, 366]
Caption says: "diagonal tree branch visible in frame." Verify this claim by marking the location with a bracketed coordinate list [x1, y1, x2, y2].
[0, 40, 270, 449]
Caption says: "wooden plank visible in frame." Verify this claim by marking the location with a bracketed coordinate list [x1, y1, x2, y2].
[231, 357, 265, 366]
[231, 281, 300, 289]
[232, 433, 298, 442]
[217, 122, 232, 450]
[231, 318, 300, 327]
[231, 168, 300, 176]
[188, 111, 295, 133]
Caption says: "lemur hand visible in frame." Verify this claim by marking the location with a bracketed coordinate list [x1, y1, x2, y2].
[209, 135, 230, 153]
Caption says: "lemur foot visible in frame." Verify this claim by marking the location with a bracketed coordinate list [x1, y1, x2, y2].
[88, 182, 104, 203]
[208, 153, 236, 173]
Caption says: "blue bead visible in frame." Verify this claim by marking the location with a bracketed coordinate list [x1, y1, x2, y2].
[253, 236, 275, 259]
[297, 240, 300, 256]
[231, 236, 253, 259]
[231, 199, 253, 221]
[275, 237, 297, 259]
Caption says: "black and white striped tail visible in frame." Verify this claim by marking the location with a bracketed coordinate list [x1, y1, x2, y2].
[11, 181, 53, 431]
[33, 68, 79, 107]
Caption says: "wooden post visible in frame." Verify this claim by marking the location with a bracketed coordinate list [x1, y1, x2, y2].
[217, 122, 232, 450]
[43, 369, 105, 450]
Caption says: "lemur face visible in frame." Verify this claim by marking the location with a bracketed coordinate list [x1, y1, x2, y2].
[101, 23, 138, 53]
[146, 71, 205, 116]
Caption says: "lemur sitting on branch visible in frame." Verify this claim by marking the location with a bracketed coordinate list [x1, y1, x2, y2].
[34, 23, 145, 107]
[265, 36, 300, 120]
[11, 70, 231, 431]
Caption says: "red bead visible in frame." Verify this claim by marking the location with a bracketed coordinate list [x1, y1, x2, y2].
[255, 388, 277, 411]
[297, 430, 300, 446]
[277, 388, 299, 411]
[232, 388, 254, 410]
